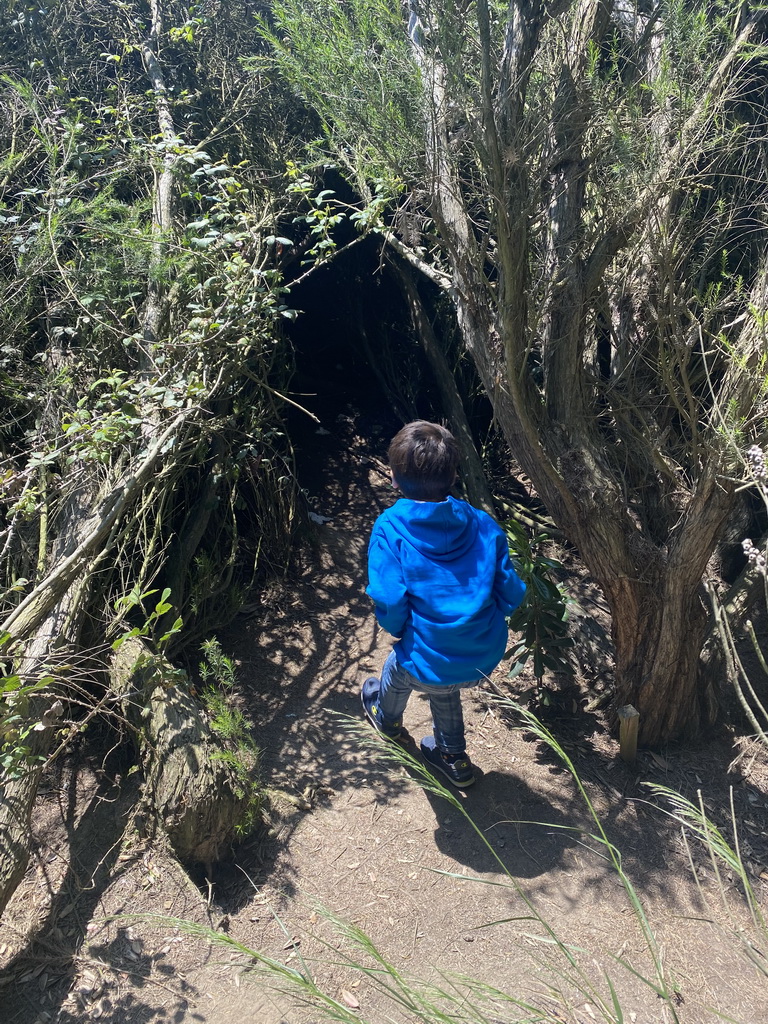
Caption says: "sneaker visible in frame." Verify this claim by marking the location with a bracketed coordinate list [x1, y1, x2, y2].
[361, 677, 402, 739]
[420, 736, 475, 788]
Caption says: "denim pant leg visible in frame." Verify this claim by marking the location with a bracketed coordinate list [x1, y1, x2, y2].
[377, 650, 417, 727]
[378, 650, 472, 756]
[424, 685, 467, 756]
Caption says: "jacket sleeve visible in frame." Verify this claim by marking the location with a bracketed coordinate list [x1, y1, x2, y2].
[366, 524, 409, 638]
[493, 530, 526, 615]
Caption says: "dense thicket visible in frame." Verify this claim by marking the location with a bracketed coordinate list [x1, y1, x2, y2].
[0, 0, 303, 910]
[2, 0, 768, 921]
[1, 0, 301, 631]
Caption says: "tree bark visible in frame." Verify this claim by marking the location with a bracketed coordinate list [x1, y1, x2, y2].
[0, 415, 188, 644]
[111, 637, 251, 873]
[140, 0, 177, 357]
[0, 415, 193, 916]
[0, 482, 98, 916]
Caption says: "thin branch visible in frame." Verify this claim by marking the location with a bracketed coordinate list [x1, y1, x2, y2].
[585, 13, 767, 294]
[381, 230, 451, 290]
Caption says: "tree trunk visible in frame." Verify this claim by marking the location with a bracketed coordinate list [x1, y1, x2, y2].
[111, 637, 252, 873]
[391, 258, 495, 514]
[608, 577, 714, 743]
[0, 415, 197, 916]
[1, 416, 187, 644]
[0, 482, 98, 916]
[140, 0, 177, 357]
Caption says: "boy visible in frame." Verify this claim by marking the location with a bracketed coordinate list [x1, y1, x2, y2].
[362, 421, 526, 788]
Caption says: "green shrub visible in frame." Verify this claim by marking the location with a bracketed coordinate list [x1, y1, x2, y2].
[199, 637, 261, 835]
[504, 520, 574, 683]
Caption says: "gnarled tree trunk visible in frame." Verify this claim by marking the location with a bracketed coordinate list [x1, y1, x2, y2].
[398, 0, 767, 744]
[0, 414, 236, 915]
[111, 637, 251, 873]
[0, 482, 99, 915]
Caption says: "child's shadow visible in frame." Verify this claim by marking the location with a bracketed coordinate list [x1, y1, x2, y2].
[419, 768, 577, 880]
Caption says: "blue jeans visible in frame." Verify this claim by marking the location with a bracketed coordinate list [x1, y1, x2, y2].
[377, 650, 477, 756]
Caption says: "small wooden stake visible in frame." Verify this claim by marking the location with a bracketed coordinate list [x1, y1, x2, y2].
[618, 704, 640, 764]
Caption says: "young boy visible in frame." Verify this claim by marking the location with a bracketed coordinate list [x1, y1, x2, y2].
[362, 421, 526, 788]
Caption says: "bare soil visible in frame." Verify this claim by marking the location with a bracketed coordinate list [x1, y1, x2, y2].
[2, 414, 768, 1024]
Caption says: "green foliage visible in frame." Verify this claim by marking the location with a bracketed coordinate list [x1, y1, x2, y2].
[276, 160, 405, 273]
[264, 0, 768, 440]
[0, 0, 302, 649]
[503, 520, 574, 683]
[111, 586, 183, 651]
[646, 782, 768, 964]
[199, 637, 261, 834]
[261, 0, 421, 184]
[199, 636, 237, 691]
[0, 631, 55, 782]
[0, 673, 50, 782]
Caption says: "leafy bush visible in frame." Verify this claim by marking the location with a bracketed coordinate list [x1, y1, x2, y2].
[504, 519, 574, 683]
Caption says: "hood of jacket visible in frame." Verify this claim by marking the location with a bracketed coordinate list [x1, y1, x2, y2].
[382, 496, 479, 562]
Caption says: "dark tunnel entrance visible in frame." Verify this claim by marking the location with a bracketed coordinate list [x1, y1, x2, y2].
[283, 236, 429, 512]
[281, 233, 506, 519]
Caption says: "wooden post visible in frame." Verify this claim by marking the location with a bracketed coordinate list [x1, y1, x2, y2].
[618, 704, 640, 763]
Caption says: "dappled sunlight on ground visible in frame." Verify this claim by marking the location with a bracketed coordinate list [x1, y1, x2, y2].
[2, 410, 768, 1024]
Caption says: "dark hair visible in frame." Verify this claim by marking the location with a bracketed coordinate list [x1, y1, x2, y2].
[388, 421, 459, 501]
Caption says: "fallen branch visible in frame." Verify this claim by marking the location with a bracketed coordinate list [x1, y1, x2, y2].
[1, 413, 192, 647]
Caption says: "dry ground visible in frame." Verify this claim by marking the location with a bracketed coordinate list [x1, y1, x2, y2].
[2, 415, 768, 1024]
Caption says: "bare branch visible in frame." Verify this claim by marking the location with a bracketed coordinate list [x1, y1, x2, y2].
[585, 12, 767, 295]
[381, 230, 451, 290]
[2, 412, 194, 644]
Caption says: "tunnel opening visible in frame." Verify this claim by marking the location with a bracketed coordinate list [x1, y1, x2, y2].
[284, 235, 433, 510]
[281, 233, 533, 523]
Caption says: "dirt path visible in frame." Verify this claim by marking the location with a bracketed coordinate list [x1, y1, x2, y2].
[2, 419, 768, 1024]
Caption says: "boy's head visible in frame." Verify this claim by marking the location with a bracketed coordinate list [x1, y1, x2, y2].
[388, 421, 459, 501]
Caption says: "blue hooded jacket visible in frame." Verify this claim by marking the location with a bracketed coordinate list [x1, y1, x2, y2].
[366, 496, 526, 685]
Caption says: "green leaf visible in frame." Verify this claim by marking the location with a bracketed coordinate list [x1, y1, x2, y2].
[158, 617, 184, 644]
[0, 675, 21, 694]
[507, 660, 528, 679]
[111, 627, 142, 650]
